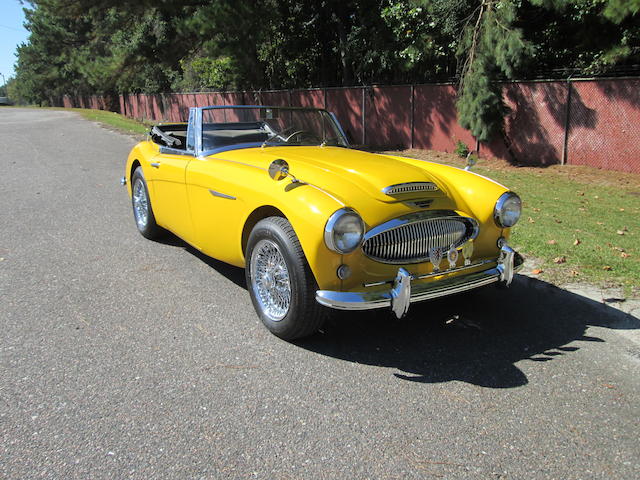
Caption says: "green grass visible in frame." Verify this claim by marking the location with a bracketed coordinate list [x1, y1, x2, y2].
[476, 165, 639, 292]
[70, 108, 151, 135]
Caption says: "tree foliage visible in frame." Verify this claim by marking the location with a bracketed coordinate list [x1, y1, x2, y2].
[11, 0, 640, 138]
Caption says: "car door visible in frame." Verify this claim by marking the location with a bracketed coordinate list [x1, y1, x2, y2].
[149, 151, 197, 247]
[185, 156, 251, 266]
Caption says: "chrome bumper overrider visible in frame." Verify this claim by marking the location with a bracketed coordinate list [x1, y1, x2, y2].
[315, 244, 523, 318]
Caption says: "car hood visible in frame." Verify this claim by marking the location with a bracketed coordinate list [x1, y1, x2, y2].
[215, 146, 450, 204]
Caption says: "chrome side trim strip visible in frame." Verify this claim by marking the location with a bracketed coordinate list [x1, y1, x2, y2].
[209, 189, 236, 200]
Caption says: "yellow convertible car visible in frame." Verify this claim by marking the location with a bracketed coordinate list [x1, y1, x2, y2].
[123, 106, 523, 339]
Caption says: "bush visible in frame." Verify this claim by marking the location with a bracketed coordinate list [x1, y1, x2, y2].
[454, 140, 469, 158]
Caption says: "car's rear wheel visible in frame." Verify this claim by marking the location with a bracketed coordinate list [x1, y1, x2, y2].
[131, 167, 162, 239]
[246, 217, 326, 340]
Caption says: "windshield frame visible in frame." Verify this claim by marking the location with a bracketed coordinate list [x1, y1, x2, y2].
[191, 105, 350, 157]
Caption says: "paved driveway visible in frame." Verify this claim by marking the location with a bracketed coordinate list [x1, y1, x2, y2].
[1, 108, 639, 479]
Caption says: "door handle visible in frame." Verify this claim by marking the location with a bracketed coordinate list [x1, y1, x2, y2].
[150, 162, 161, 168]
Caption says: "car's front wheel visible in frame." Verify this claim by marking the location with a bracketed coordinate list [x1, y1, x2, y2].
[131, 167, 162, 239]
[246, 217, 326, 340]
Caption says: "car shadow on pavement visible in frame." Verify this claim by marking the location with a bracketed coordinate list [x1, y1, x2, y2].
[296, 275, 640, 389]
[154, 233, 247, 289]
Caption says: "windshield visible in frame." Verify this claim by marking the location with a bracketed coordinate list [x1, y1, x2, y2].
[200, 107, 348, 152]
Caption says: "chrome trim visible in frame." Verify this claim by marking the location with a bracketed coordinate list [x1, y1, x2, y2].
[150, 163, 160, 168]
[362, 211, 479, 265]
[498, 244, 515, 286]
[362, 259, 495, 287]
[391, 268, 411, 318]
[159, 146, 193, 156]
[209, 189, 236, 200]
[329, 111, 350, 147]
[383, 182, 438, 195]
[315, 249, 524, 314]
[194, 107, 203, 156]
[324, 208, 365, 254]
[494, 192, 522, 228]
[120, 176, 127, 186]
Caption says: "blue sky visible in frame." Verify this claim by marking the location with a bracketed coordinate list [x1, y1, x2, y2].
[0, 1, 29, 83]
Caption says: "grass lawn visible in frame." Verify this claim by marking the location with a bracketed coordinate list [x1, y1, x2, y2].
[72, 108, 151, 135]
[390, 149, 640, 296]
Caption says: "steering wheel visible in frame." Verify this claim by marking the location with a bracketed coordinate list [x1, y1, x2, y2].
[283, 130, 319, 143]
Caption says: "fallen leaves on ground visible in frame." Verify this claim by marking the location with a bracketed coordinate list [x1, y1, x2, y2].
[573, 238, 581, 246]
[603, 265, 613, 271]
[553, 256, 567, 264]
[547, 239, 557, 245]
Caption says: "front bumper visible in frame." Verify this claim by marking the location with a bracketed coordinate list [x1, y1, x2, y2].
[316, 244, 523, 318]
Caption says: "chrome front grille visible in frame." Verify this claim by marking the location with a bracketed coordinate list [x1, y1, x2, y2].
[362, 213, 477, 264]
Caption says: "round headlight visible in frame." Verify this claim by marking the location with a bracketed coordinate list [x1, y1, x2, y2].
[324, 208, 365, 254]
[494, 192, 522, 228]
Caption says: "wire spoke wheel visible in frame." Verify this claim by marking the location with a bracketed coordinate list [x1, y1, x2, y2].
[132, 178, 149, 229]
[250, 239, 292, 321]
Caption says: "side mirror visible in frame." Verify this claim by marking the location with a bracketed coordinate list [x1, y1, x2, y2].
[268, 159, 290, 181]
[464, 151, 478, 171]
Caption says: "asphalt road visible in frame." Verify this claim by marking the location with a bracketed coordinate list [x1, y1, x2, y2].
[1, 108, 639, 479]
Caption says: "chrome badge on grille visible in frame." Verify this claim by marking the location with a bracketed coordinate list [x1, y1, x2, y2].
[429, 247, 443, 272]
[447, 245, 459, 270]
[462, 240, 474, 266]
[383, 182, 438, 196]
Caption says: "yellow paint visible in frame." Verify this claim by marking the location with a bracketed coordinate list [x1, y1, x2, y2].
[126, 143, 514, 292]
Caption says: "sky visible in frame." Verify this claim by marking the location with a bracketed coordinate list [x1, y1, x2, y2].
[0, 0, 30, 83]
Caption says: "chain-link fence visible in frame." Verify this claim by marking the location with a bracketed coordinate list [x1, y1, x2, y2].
[58, 77, 640, 174]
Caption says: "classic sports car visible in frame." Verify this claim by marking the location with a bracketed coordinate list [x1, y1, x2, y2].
[123, 106, 523, 340]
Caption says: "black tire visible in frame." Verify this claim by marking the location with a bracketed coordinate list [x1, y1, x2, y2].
[245, 216, 327, 340]
[131, 167, 163, 240]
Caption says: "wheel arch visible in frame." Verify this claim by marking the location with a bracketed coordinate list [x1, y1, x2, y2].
[241, 205, 287, 256]
[130, 159, 141, 183]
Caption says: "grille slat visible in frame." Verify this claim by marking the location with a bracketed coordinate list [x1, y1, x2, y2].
[363, 216, 474, 264]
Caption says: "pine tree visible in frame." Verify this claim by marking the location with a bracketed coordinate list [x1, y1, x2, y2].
[455, 0, 531, 143]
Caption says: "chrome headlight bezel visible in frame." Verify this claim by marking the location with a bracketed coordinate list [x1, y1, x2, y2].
[494, 192, 522, 228]
[324, 208, 365, 254]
